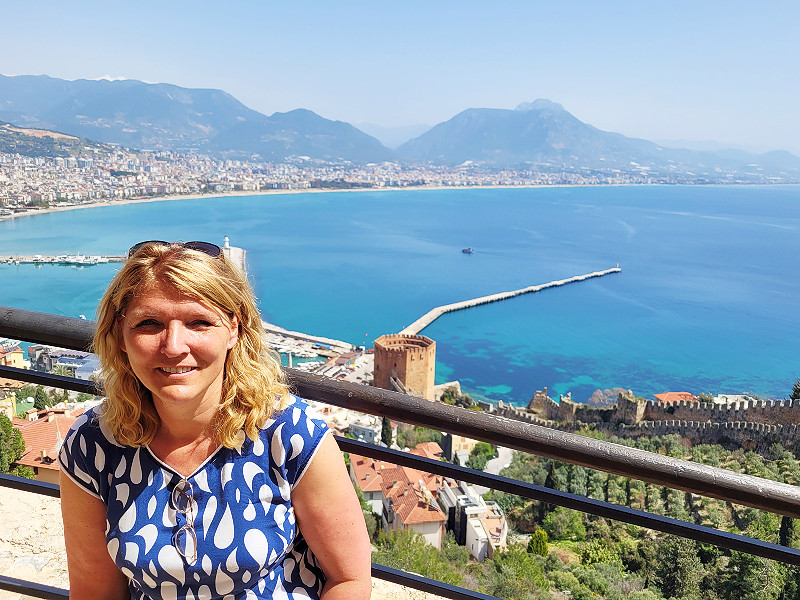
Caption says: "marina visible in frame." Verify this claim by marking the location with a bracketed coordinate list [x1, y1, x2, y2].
[0, 254, 124, 266]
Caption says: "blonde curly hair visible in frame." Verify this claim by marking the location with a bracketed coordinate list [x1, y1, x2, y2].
[93, 242, 290, 449]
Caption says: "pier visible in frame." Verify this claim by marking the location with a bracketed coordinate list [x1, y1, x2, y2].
[0, 254, 124, 266]
[399, 266, 622, 335]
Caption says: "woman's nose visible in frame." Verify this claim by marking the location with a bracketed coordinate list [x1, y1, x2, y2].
[162, 321, 190, 356]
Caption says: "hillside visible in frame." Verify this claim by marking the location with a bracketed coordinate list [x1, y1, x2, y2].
[2, 75, 799, 179]
[0, 121, 108, 158]
[398, 99, 800, 178]
[0, 75, 392, 163]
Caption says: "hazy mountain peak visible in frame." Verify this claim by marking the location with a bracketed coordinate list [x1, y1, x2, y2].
[515, 99, 564, 112]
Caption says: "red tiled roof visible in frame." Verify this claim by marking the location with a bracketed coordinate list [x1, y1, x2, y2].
[654, 392, 696, 403]
[0, 377, 26, 389]
[380, 467, 445, 525]
[14, 411, 82, 471]
[351, 455, 394, 492]
[408, 441, 443, 461]
[351, 444, 447, 526]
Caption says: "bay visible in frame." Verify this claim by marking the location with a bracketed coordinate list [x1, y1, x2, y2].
[0, 185, 797, 406]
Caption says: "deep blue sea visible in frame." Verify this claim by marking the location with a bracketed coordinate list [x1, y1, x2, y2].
[1, 185, 797, 406]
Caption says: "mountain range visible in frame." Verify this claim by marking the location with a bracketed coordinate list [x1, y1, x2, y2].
[0, 74, 390, 163]
[1, 74, 798, 179]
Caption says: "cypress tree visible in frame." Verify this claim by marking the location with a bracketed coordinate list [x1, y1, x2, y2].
[380, 417, 392, 446]
[0, 414, 25, 474]
[33, 386, 49, 411]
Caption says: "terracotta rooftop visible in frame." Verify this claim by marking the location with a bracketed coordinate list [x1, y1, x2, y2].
[380, 467, 445, 525]
[351, 455, 396, 492]
[654, 392, 696, 403]
[14, 409, 84, 471]
[351, 442, 448, 526]
[408, 441, 444, 462]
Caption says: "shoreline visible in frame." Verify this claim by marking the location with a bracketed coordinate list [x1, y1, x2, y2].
[0, 181, 775, 224]
[0, 183, 566, 223]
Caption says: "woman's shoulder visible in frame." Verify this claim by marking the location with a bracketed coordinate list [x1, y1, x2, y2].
[261, 394, 329, 433]
[247, 394, 330, 485]
[62, 404, 126, 452]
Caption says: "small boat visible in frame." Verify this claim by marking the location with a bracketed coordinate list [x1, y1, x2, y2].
[461, 248, 474, 254]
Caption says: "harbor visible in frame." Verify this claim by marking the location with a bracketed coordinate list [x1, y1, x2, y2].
[0, 254, 124, 265]
[400, 266, 622, 335]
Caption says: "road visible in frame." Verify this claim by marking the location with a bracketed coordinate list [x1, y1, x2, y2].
[474, 446, 514, 495]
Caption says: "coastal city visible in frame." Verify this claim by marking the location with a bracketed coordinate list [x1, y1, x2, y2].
[3, 2, 800, 598]
[0, 146, 752, 214]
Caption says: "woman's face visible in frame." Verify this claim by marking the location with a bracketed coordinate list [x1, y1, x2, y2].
[120, 280, 239, 415]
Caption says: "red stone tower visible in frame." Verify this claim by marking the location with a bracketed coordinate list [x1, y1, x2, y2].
[373, 334, 436, 400]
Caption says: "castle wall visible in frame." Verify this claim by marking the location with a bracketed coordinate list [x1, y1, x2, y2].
[497, 392, 800, 457]
[642, 398, 800, 426]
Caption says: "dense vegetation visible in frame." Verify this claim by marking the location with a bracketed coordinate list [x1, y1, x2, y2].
[0, 414, 33, 477]
[373, 426, 800, 600]
[0, 122, 103, 158]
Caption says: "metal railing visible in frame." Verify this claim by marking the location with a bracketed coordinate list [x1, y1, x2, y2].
[3, 305, 800, 600]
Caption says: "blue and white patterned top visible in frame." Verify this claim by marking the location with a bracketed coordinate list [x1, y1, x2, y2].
[58, 395, 330, 600]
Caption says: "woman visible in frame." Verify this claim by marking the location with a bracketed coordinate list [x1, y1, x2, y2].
[58, 241, 371, 600]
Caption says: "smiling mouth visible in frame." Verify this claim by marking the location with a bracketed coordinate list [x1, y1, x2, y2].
[159, 366, 195, 374]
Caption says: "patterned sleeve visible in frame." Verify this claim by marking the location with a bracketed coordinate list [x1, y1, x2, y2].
[57, 409, 104, 500]
[270, 396, 331, 489]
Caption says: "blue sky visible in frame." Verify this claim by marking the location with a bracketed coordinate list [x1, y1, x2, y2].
[3, 1, 799, 153]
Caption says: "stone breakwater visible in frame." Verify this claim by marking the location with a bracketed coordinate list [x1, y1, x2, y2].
[400, 267, 621, 335]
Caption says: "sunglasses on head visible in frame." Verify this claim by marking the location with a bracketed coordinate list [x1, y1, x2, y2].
[127, 240, 222, 259]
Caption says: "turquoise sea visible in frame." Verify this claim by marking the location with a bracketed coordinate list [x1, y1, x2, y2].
[0, 185, 798, 406]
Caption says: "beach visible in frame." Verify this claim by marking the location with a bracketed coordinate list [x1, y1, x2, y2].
[0, 181, 609, 224]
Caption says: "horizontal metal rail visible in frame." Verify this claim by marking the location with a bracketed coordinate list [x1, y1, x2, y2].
[291, 373, 800, 518]
[3, 305, 800, 519]
[0, 473, 60, 498]
[3, 305, 800, 600]
[336, 438, 800, 565]
[0, 574, 68, 600]
[0, 472, 500, 600]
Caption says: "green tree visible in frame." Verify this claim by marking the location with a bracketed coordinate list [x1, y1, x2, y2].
[579, 538, 620, 567]
[488, 542, 548, 599]
[440, 386, 476, 409]
[792, 379, 800, 401]
[372, 529, 464, 586]
[15, 384, 37, 405]
[654, 536, 702, 600]
[527, 529, 549, 556]
[466, 441, 495, 471]
[33, 386, 50, 411]
[542, 506, 586, 541]
[76, 392, 94, 403]
[0, 414, 28, 476]
[724, 512, 786, 600]
[381, 417, 392, 446]
[396, 425, 441, 449]
[52, 365, 73, 377]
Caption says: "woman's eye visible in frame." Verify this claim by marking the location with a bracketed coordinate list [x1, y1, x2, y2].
[133, 319, 161, 329]
[189, 320, 214, 328]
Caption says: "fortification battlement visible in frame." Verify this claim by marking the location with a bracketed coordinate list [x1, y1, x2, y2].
[646, 397, 796, 412]
[525, 387, 799, 428]
[374, 334, 435, 355]
[495, 397, 800, 457]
